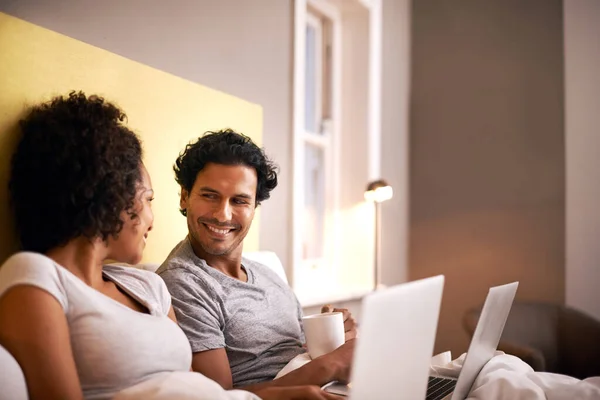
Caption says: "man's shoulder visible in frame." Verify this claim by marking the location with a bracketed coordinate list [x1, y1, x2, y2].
[243, 258, 289, 288]
[157, 238, 197, 275]
[157, 256, 208, 283]
[159, 245, 224, 296]
[156, 256, 195, 276]
[243, 259, 273, 275]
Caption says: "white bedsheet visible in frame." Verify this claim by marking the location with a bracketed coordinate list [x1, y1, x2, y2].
[432, 351, 600, 400]
[113, 371, 259, 400]
[278, 352, 600, 399]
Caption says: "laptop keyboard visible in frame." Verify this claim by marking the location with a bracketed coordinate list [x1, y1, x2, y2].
[426, 376, 457, 400]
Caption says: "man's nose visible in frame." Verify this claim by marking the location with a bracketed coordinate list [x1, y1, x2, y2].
[213, 200, 232, 223]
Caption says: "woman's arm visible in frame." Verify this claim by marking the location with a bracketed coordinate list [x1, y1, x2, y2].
[0, 286, 83, 400]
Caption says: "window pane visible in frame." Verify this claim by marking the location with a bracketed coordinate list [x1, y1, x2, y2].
[304, 25, 317, 132]
[302, 143, 325, 260]
[305, 24, 317, 132]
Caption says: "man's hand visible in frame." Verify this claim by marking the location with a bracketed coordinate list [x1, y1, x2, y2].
[240, 307, 357, 394]
[321, 305, 358, 341]
[241, 339, 356, 394]
[315, 339, 355, 383]
[254, 385, 343, 400]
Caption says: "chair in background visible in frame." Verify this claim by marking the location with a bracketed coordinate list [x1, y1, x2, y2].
[463, 301, 600, 380]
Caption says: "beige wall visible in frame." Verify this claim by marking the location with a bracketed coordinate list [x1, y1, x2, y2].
[3, 0, 590, 357]
[336, 4, 373, 289]
[0, 0, 295, 271]
[410, 0, 565, 355]
[380, 0, 410, 286]
[304, 0, 412, 317]
[564, 0, 600, 321]
[0, 12, 264, 265]
[0, 0, 409, 292]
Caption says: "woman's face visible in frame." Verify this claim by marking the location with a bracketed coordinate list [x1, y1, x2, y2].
[106, 164, 154, 264]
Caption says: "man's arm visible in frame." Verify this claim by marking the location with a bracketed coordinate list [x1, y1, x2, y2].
[191, 339, 355, 392]
[241, 339, 355, 393]
[169, 307, 342, 399]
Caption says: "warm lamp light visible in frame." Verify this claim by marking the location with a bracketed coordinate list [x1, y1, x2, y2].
[364, 179, 394, 203]
[364, 179, 393, 290]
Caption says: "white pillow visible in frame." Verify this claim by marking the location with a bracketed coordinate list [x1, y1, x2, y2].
[0, 344, 28, 400]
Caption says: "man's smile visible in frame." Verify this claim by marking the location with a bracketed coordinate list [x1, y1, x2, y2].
[203, 223, 236, 237]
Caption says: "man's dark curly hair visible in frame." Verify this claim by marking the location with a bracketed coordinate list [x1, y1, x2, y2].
[174, 129, 278, 215]
[9, 91, 144, 253]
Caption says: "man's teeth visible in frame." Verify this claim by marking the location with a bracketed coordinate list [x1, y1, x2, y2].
[207, 225, 229, 235]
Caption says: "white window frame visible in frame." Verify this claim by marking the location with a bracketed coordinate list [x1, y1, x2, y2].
[302, 12, 326, 269]
[292, 0, 382, 304]
[293, 0, 342, 288]
[304, 12, 324, 137]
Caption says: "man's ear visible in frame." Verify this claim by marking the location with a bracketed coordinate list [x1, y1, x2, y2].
[180, 188, 189, 212]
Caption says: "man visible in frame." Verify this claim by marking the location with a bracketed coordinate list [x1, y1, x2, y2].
[157, 129, 356, 394]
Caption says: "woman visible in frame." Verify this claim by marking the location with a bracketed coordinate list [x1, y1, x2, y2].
[0, 92, 338, 400]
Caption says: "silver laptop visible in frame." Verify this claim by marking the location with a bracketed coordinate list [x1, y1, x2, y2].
[426, 281, 519, 400]
[325, 275, 445, 399]
[325, 280, 519, 400]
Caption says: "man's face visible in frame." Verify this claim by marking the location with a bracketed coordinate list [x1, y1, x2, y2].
[181, 162, 257, 258]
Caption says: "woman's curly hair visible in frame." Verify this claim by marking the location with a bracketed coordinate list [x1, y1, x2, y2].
[9, 91, 144, 253]
[174, 129, 278, 215]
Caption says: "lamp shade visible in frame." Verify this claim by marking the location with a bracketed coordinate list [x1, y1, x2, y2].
[364, 179, 393, 203]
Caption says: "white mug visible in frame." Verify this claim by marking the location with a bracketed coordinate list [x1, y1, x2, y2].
[302, 311, 345, 359]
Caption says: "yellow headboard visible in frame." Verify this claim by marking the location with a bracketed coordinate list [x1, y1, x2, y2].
[0, 12, 263, 264]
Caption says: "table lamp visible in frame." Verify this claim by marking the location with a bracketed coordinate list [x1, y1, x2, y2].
[364, 179, 393, 290]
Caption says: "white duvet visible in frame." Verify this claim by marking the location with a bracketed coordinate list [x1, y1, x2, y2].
[112, 352, 600, 399]
[434, 352, 600, 400]
[113, 371, 259, 400]
[278, 351, 600, 399]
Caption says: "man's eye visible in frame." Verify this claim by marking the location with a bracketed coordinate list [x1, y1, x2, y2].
[233, 199, 248, 205]
[148, 197, 155, 202]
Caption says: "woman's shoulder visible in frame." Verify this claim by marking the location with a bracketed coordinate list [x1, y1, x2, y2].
[102, 264, 165, 290]
[0, 251, 69, 310]
[0, 251, 64, 281]
[2, 251, 56, 267]
[103, 263, 156, 277]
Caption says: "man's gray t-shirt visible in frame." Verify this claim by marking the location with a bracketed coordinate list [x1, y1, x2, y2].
[157, 238, 306, 387]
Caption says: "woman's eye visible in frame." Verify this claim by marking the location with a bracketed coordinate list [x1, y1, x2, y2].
[148, 197, 155, 202]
